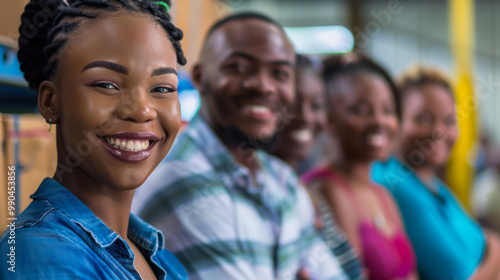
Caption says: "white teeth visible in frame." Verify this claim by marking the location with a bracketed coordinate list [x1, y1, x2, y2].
[243, 105, 272, 114]
[134, 141, 141, 151]
[290, 129, 313, 142]
[367, 134, 387, 147]
[103, 137, 151, 152]
[126, 140, 134, 151]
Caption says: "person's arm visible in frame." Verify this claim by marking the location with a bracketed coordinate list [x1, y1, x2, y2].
[470, 229, 500, 280]
[303, 184, 326, 230]
[317, 179, 364, 261]
[295, 182, 348, 280]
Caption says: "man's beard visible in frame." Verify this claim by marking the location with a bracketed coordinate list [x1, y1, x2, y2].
[224, 125, 278, 151]
[201, 82, 279, 151]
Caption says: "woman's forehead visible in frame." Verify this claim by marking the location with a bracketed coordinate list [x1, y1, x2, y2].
[58, 14, 176, 73]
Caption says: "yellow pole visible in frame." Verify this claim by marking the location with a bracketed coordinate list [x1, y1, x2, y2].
[447, 0, 476, 211]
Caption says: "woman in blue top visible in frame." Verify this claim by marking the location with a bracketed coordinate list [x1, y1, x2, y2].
[0, 0, 187, 279]
[372, 66, 500, 280]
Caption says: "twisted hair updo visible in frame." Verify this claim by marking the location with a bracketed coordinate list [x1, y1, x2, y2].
[18, 0, 186, 89]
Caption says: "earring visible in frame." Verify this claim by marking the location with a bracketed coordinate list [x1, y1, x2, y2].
[48, 118, 53, 132]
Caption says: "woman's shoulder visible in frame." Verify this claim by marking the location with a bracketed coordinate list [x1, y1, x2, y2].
[301, 165, 335, 184]
[2, 199, 68, 236]
[0, 214, 103, 279]
[1, 201, 87, 250]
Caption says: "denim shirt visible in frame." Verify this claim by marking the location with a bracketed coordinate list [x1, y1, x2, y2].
[0, 177, 188, 280]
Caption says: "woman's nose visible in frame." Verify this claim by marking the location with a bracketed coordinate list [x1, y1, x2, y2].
[116, 89, 157, 123]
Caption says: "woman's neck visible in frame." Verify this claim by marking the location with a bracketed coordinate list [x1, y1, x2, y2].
[413, 167, 436, 186]
[54, 163, 133, 239]
[331, 156, 372, 186]
[398, 154, 436, 185]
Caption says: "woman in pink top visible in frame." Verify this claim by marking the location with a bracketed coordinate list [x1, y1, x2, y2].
[302, 53, 418, 280]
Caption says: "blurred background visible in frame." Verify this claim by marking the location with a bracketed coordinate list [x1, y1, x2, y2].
[6, 0, 497, 140]
[1, 0, 499, 231]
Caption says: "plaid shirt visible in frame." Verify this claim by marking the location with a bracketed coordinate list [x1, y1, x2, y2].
[133, 113, 347, 280]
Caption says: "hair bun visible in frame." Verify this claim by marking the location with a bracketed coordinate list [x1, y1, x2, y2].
[18, 0, 61, 89]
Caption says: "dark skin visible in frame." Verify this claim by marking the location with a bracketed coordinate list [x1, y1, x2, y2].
[272, 68, 326, 168]
[397, 84, 458, 184]
[326, 72, 398, 246]
[312, 72, 418, 279]
[192, 18, 296, 174]
[38, 13, 181, 280]
[192, 19, 314, 279]
[397, 84, 500, 279]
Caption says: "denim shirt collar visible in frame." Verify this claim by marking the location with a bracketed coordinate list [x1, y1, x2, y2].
[32, 178, 164, 256]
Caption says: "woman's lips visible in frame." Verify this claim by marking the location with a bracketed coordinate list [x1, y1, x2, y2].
[99, 132, 160, 163]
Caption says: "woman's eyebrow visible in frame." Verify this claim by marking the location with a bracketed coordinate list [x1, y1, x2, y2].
[81, 61, 128, 75]
[152, 67, 178, 77]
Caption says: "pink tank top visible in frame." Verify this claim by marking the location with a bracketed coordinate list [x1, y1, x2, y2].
[302, 167, 416, 280]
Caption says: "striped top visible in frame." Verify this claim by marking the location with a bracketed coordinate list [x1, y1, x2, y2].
[132, 113, 347, 280]
[312, 191, 365, 280]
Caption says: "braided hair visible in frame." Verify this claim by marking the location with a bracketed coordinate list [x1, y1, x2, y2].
[322, 53, 401, 119]
[18, 0, 186, 90]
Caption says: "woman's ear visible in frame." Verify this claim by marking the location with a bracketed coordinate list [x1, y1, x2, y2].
[38, 81, 59, 123]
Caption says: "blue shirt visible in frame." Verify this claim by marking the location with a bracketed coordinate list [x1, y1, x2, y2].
[132, 113, 347, 280]
[0, 178, 188, 280]
[371, 157, 486, 280]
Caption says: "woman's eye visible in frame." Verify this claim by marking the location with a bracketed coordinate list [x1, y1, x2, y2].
[417, 113, 434, 125]
[444, 116, 457, 126]
[153, 86, 176, 93]
[90, 81, 118, 90]
[350, 104, 370, 115]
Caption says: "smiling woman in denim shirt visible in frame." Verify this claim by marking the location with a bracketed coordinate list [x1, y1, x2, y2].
[0, 0, 187, 279]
